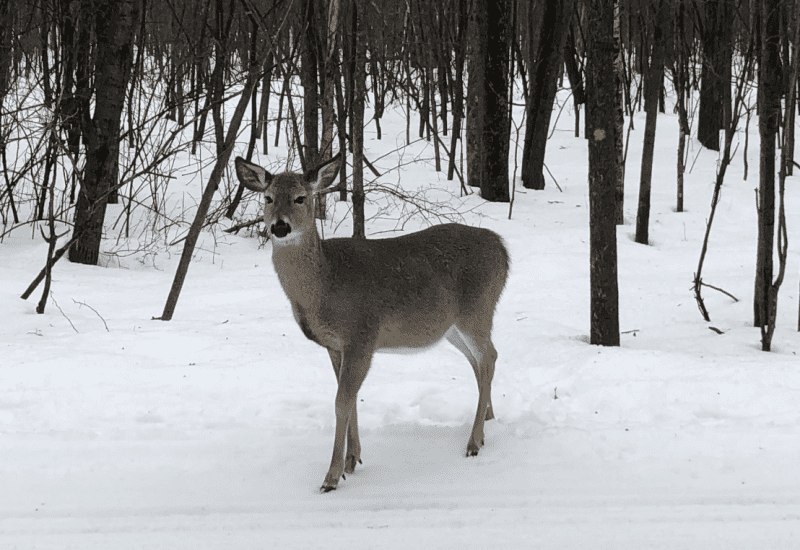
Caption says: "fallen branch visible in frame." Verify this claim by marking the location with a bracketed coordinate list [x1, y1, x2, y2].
[20, 236, 79, 300]
[224, 217, 263, 234]
[72, 299, 110, 331]
[700, 281, 739, 302]
[51, 293, 78, 333]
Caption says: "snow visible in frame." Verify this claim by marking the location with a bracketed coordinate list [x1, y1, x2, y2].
[2, 91, 800, 548]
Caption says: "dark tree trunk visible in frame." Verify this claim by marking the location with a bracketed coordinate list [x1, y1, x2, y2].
[447, 0, 467, 183]
[0, 0, 12, 220]
[466, 0, 510, 202]
[564, 26, 585, 138]
[351, 0, 366, 238]
[586, 0, 621, 347]
[520, 0, 574, 190]
[634, 1, 665, 246]
[754, 0, 781, 336]
[674, 0, 689, 213]
[68, 0, 139, 265]
[160, 72, 259, 321]
[259, 51, 273, 155]
[301, 0, 319, 169]
[613, 0, 625, 225]
[465, 4, 481, 189]
[697, 0, 732, 151]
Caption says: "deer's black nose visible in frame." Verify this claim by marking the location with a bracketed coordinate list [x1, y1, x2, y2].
[271, 220, 291, 238]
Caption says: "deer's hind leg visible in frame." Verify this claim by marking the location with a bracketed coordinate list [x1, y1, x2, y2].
[327, 348, 362, 476]
[446, 327, 495, 421]
[446, 323, 497, 457]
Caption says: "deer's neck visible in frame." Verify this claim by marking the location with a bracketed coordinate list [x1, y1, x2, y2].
[270, 229, 328, 311]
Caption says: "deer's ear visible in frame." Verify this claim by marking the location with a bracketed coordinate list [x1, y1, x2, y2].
[235, 157, 273, 192]
[306, 153, 341, 193]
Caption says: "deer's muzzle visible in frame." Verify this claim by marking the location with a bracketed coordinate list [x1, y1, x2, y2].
[271, 220, 292, 238]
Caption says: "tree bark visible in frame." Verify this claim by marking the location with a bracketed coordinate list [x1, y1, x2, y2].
[465, 1, 482, 189]
[754, 0, 783, 347]
[447, 0, 467, 183]
[160, 73, 259, 321]
[520, 0, 574, 190]
[301, 0, 320, 169]
[351, 0, 366, 238]
[674, 0, 689, 213]
[697, 0, 732, 151]
[564, 26, 585, 138]
[466, 0, 510, 202]
[634, 0, 665, 246]
[613, 0, 625, 225]
[586, 0, 621, 347]
[68, 0, 139, 265]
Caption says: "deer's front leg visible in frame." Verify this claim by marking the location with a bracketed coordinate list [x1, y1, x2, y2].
[327, 348, 362, 475]
[321, 346, 371, 492]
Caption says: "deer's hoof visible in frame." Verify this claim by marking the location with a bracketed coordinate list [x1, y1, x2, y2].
[320, 468, 344, 493]
[344, 454, 362, 475]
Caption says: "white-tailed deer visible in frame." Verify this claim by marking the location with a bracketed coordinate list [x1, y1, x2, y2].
[234, 154, 509, 492]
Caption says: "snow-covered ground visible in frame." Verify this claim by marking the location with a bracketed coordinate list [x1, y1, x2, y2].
[2, 90, 800, 548]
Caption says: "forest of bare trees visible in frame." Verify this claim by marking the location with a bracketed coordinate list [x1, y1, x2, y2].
[0, 0, 798, 350]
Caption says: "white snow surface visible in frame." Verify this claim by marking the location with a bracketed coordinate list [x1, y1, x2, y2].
[2, 95, 800, 548]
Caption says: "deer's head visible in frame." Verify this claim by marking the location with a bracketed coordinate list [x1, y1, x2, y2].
[235, 155, 341, 242]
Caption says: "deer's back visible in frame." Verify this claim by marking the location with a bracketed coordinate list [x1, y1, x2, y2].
[319, 223, 508, 348]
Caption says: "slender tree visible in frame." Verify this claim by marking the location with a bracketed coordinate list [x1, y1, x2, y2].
[351, 0, 366, 237]
[754, 0, 785, 350]
[68, 0, 140, 265]
[613, 0, 625, 225]
[586, 0, 621, 347]
[301, 0, 320, 169]
[520, 0, 574, 190]
[634, 0, 666, 245]
[673, 0, 690, 213]
[697, 0, 732, 151]
[466, 0, 510, 202]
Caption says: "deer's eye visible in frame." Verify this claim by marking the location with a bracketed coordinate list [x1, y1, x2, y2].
[294, 196, 306, 205]
[265, 196, 274, 204]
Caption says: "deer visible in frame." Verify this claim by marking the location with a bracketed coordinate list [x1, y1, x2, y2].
[234, 154, 509, 492]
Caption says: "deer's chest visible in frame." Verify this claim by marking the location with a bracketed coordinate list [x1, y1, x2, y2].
[290, 300, 341, 350]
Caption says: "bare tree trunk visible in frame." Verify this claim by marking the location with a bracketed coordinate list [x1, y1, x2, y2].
[586, 0, 621, 347]
[520, 0, 573, 190]
[697, 0, 732, 151]
[351, 0, 366, 238]
[754, 0, 781, 336]
[321, 0, 338, 160]
[68, 0, 139, 265]
[159, 74, 259, 321]
[563, 26, 585, 138]
[301, 0, 319, 169]
[614, 0, 625, 225]
[333, 49, 348, 203]
[0, 0, 14, 222]
[466, 0, 510, 202]
[674, 0, 689, 213]
[259, 51, 273, 155]
[634, 0, 665, 246]
[316, 0, 341, 218]
[448, 0, 467, 183]
[757, 0, 794, 351]
[465, 0, 481, 189]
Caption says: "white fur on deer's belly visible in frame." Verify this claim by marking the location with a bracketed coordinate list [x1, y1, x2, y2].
[374, 333, 450, 354]
[375, 311, 456, 351]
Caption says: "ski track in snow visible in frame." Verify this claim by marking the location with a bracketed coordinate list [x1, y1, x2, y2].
[2, 95, 800, 548]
